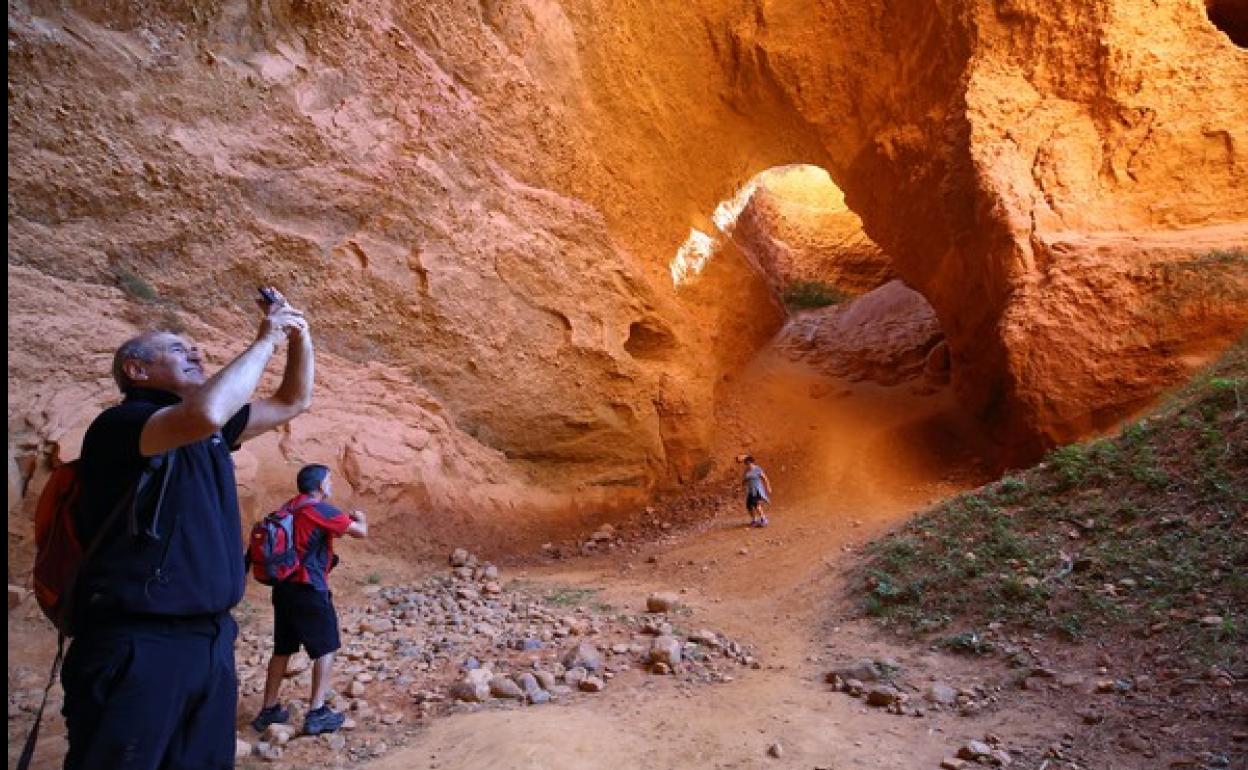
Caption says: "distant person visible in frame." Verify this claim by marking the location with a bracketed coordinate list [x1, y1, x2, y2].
[65, 287, 313, 769]
[251, 464, 368, 736]
[741, 455, 773, 527]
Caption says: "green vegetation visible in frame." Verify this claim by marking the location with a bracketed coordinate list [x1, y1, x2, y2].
[365, 571, 382, 585]
[782, 280, 852, 310]
[1153, 247, 1248, 308]
[856, 338, 1247, 668]
[113, 266, 160, 302]
[1187, 247, 1248, 267]
[543, 586, 602, 607]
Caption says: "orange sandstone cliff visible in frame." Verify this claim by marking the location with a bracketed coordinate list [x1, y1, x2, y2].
[8, 0, 1247, 555]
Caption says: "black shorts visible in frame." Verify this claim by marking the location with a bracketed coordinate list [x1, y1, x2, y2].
[272, 582, 341, 659]
[746, 493, 768, 511]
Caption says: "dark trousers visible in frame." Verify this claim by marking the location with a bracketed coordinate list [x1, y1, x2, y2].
[272, 582, 341, 659]
[61, 613, 238, 770]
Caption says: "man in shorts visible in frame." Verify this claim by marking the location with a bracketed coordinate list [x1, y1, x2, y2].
[251, 464, 368, 735]
[741, 455, 773, 528]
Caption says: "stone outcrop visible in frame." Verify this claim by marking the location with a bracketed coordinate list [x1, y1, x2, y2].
[7, 0, 1248, 550]
[777, 281, 945, 387]
[729, 166, 894, 296]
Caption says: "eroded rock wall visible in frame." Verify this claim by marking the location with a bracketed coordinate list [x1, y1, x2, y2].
[725, 0, 1248, 453]
[6, 0, 697, 537]
[8, 0, 1248, 554]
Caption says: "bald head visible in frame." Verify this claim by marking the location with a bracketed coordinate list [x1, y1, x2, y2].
[112, 332, 165, 393]
[111, 330, 205, 395]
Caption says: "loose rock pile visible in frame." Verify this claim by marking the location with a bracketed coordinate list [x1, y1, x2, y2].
[939, 734, 1014, 768]
[230, 549, 756, 763]
[824, 657, 1023, 767]
[825, 657, 1001, 719]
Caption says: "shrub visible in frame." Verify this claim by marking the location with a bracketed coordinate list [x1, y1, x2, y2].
[782, 280, 851, 310]
[114, 267, 160, 302]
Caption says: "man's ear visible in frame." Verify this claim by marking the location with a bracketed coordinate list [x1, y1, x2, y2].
[122, 358, 148, 383]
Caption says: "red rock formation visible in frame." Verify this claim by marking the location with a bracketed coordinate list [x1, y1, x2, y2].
[7, 0, 1247, 548]
[776, 281, 944, 387]
[729, 166, 894, 295]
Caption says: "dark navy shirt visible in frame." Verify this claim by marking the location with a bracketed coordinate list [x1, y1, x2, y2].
[76, 387, 250, 620]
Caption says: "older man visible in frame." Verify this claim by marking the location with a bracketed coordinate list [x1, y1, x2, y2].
[62, 287, 314, 770]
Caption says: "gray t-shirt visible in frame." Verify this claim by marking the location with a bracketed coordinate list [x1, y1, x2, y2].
[743, 466, 768, 500]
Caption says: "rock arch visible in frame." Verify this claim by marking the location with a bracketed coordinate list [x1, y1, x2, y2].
[7, 0, 1247, 532]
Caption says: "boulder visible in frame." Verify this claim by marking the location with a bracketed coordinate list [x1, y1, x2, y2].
[489, 676, 525, 699]
[450, 668, 494, 702]
[561, 641, 603, 672]
[648, 635, 682, 669]
[646, 592, 681, 613]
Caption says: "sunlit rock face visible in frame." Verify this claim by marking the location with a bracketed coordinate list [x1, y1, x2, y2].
[776, 281, 944, 388]
[688, 0, 1248, 455]
[729, 166, 894, 296]
[8, 0, 1248, 543]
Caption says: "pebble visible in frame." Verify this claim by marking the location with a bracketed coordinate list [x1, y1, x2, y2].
[578, 676, 605, 692]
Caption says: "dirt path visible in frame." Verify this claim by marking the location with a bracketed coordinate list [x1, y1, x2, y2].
[358, 348, 1018, 769]
[11, 346, 1062, 770]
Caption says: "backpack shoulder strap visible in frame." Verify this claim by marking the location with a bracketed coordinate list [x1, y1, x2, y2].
[16, 633, 65, 770]
[61, 451, 173, 630]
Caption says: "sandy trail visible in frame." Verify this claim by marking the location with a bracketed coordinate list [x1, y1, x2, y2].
[364, 348, 1002, 770]
[8, 345, 1012, 770]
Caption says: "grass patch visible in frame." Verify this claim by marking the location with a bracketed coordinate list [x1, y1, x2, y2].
[543, 586, 601, 607]
[854, 337, 1248, 671]
[782, 280, 852, 310]
[936, 630, 995, 656]
[113, 266, 160, 302]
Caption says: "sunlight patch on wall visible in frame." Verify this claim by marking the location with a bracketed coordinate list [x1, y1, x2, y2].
[670, 228, 716, 288]
[711, 178, 761, 234]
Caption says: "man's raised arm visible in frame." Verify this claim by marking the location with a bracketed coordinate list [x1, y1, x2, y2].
[138, 301, 306, 456]
[239, 316, 315, 444]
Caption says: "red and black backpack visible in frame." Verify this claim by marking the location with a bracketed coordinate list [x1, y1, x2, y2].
[247, 502, 302, 585]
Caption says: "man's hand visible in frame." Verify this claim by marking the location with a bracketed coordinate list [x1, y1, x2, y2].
[254, 287, 306, 346]
[346, 509, 369, 538]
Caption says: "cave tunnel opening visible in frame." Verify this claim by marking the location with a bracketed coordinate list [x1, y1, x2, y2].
[676, 164, 953, 393]
[674, 165, 996, 513]
[1206, 0, 1248, 47]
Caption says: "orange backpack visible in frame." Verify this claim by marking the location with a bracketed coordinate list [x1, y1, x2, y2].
[31, 461, 87, 633]
[31, 453, 174, 633]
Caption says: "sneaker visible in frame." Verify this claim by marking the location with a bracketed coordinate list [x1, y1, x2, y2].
[251, 703, 290, 732]
[303, 705, 346, 735]
[758, 516, 769, 527]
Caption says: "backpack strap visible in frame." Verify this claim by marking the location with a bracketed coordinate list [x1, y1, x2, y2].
[141, 451, 177, 539]
[64, 452, 172, 629]
[16, 633, 65, 770]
